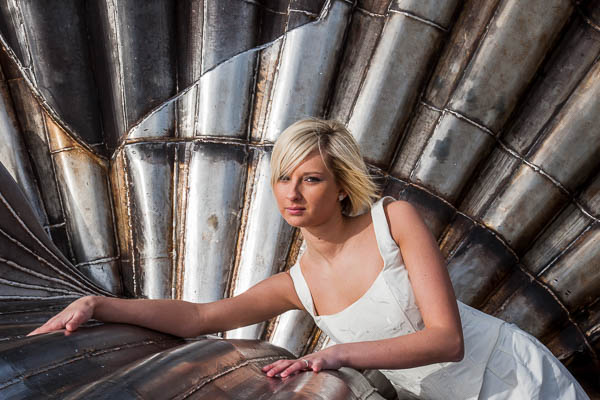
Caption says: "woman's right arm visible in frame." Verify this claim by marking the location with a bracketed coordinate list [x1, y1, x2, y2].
[28, 272, 301, 337]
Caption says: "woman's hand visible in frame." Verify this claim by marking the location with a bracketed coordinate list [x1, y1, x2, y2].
[27, 296, 97, 336]
[262, 345, 344, 378]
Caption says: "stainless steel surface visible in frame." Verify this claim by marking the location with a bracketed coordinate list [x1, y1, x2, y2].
[0, 0, 598, 396]
[182, 142, 247, 303]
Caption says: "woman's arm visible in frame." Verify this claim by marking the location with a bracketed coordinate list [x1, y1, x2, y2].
[264, 200, 463, 377]
[29, 272, 301, 338]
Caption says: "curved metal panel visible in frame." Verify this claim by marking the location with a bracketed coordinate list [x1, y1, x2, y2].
[47, 119, 120, 294]
[267, 309, 316, 357]
[123, 143, 175, 299]
[196, 52, 257, 138]
[347, 11, 444, 165]
[226, 149, 295, 339]
[0, 69, 46, 226]
[448, 0, 572, 131]
[529, 62, 600, 190]
[502, 11, 600, 155]
[265, 0, 351, 142]
[481, 164, 568, 250]
[522, 204, 593, 275]
[412, 112, 494, 201]
[182, 142, 247, 303]
[541, 227, 600, 311]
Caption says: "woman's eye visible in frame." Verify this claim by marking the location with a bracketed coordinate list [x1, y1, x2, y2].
[305, 176, 321, 182]
[279, 176, 290, 182]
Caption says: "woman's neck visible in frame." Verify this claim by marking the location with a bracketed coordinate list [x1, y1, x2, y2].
[300, 212, 366, 267]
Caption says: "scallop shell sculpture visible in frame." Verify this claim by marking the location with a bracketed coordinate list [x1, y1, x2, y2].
[0, 0, 598, 398]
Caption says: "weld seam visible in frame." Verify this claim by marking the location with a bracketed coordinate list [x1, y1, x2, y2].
[0, 338, 176, 389]
[176, 355, 287, 399]
[75, 256, 120, 268]
[0, 255, 88, 294]
[0, 276, 80, 296]
[355, 7, 386, 18]
[0, 224, 93, 294]
[389, 9, 447, 31]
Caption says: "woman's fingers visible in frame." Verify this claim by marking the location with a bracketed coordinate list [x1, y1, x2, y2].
[64, 310, 88, 332]
[27, 315, 66, 336]
[27, 297, 95, 336]
[279, 360, 310, 377]
[263, 358, 318, 378]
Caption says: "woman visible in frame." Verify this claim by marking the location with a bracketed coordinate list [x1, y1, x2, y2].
[30, 119, 588, 399]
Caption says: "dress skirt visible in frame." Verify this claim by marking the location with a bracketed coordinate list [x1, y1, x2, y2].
[478, 323, 589, 399]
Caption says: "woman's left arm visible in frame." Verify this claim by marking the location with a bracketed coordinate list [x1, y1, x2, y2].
[264, 200, 463, 377]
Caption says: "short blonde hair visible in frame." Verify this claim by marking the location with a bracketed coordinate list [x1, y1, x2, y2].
[270, 118, 378, 215]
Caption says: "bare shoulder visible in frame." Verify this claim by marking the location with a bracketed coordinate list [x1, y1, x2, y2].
[274, 271, 305, 311]
[382, 200, 424, 244]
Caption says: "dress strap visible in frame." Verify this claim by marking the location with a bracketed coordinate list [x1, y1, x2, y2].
[289, 263, 316, 317]
[371, 196, 403, 269]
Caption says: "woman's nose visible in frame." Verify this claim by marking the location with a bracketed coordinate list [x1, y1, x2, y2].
[286, 182, 301, 200]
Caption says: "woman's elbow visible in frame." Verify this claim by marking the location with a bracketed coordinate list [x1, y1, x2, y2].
[447, 332, 464, 362]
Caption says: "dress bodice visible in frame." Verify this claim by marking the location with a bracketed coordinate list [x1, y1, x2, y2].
[289, 197, 504, 399]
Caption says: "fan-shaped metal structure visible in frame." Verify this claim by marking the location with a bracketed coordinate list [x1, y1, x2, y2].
[0, 0, 598, 398]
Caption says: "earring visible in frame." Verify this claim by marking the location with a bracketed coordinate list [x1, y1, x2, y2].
[338, 194, 345, 201]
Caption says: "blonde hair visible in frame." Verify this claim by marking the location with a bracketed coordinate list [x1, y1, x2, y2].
[270, 118, 378, 215]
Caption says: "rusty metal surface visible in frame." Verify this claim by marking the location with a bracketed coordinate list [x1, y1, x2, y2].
[0, 0, 599, 397]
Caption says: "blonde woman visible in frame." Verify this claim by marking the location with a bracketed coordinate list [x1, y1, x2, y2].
[30, 119, 588, 399]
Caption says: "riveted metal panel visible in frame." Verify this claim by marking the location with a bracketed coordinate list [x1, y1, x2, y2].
[449, 0, 573, 131]
[424, 0, 501, 108]
[392, 0, 460, 28]
[459, 148, 521, 219]
[384, 180, 455, 238]
[329, 10, 386, 124]
[181, 142, 247, 303]
[412, 112, 495, 201]
[0, 69, 46, 226]
[446, 221, 517, 306]
[226, 149, 295, 339]
[265, 0, 351, 142]
[580, 172, 600, 216]
[529, 62, 600, 191]
[124, 143, 175, 299]
[390, 104, 441, 179]
[268, 309, 316, 357]
[0, 0, 104, 146]
[492, 279, 568, 338]
[541, 227, 600, 311]
[195, 51, 257, 138]
[348, 13, 443, 165]
[522, 204, 593, 276]
[482, 164, 568, 250]
[502, 13, 600, 155]
[5, 78, 63, 226]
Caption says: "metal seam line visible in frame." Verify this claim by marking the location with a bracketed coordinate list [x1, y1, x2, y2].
[0, 338, 180, 389]
[421, 101, 599, 222]
[0, 275, 80, 296]
[0, 255, 88, 294]
[0, 200, 98, 294]
[177, 355, 288, 398]
[74, 256, 120, 268]
[389, 9, 448, 32]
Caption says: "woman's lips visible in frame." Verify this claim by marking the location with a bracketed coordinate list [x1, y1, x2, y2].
[286, 207, 305, 215]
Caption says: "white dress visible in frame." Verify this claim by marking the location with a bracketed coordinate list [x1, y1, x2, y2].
[289, 197, 589, 399]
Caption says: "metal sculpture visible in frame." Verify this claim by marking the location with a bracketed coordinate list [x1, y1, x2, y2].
[0, 0, 598, 397]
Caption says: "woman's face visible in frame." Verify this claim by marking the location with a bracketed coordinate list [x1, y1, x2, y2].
[273, 150, 343, 228]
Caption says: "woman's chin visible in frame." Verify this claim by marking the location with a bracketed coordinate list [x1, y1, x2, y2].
[282, 214, 310, 228]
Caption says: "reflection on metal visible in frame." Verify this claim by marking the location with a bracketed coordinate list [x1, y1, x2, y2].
[0, 0, 599, 397]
